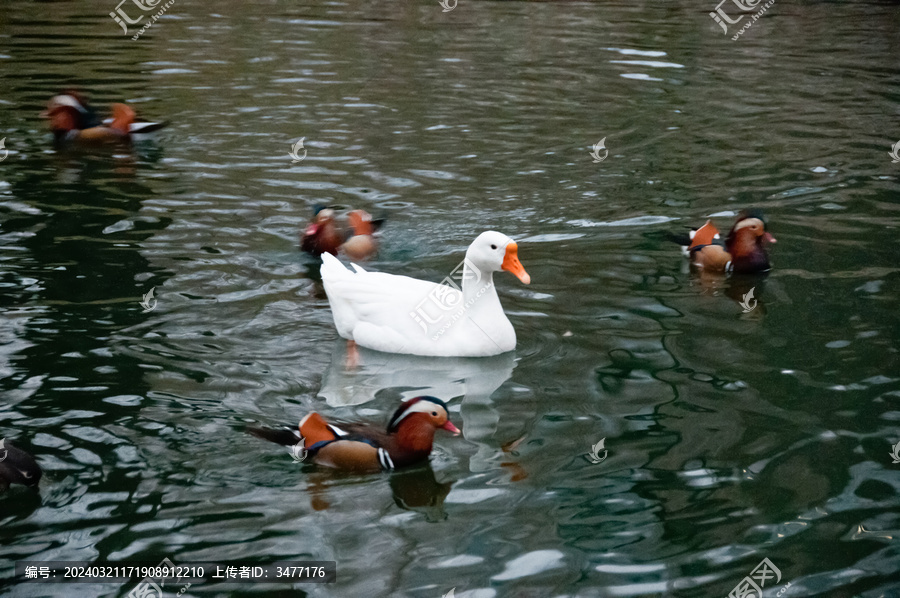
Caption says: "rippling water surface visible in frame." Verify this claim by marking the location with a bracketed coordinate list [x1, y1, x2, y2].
[1, 1, 899, 596]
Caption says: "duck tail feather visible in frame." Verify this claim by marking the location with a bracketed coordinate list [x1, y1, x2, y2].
[129, 120, 168, 134]
[320, 251, 346, 273]
[248, 426, 302, 446]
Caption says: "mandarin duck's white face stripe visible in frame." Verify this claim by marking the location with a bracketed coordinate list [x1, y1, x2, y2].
[734, 217, 765, 231]
[377, 448, 394, 471]
[390, 400, 446, 429]
[50, 95, 88, 114]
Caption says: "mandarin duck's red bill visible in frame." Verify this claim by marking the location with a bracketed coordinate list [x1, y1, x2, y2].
[43, 91, 168, 146]
[300, 205, 384, 260]
[0, 439, 42, 491]
[250, 396, 459, 473]
[686, 209, 776, 274]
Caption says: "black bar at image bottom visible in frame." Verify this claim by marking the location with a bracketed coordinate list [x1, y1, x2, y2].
[14, 561, 337, 584]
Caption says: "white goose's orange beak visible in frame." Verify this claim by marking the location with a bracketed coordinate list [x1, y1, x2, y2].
[502, 242, 530, 284]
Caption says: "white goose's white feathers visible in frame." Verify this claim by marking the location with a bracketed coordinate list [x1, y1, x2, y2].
[321, 231, 526, 357]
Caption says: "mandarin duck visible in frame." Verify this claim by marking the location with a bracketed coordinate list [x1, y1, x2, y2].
[321, 231, 530, 357]
[301, 206, 383, 260]
[250, 396, 460, 473]
[687, 209, 776, 274]
[0, 438, 42, 491]
[44, 91, 167, 145]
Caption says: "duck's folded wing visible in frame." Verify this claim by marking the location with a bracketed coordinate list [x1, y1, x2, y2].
[321, 253, 460, 344]
[339, 423, 391, 447]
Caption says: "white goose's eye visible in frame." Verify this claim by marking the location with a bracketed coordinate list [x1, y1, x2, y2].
[490, 244, 497, 250]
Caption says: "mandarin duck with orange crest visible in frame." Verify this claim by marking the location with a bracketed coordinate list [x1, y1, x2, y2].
[43, 90, 167, 146]
[687, 209, 776, 274]
[250, 396, 459, 473]
[301, 205, 384, 260]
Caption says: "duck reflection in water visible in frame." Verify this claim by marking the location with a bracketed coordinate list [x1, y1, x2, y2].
[389, 465, 453, 522]
[691, 269, 772, 316]
[294, 465, 453, 522]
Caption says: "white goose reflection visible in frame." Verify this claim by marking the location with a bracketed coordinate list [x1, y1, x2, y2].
[318, 340, 516, 470]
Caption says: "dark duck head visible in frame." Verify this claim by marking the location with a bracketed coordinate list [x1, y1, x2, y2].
[0, 439, 43, 491]
[725, 209, 777, 274]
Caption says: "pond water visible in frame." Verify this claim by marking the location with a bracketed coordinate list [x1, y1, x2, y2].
[1, 1, 898, 597]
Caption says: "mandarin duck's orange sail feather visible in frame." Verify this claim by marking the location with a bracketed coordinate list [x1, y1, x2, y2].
[688, 220, 720, 250]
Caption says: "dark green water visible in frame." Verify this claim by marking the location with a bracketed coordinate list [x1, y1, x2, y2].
[1, 1, 899, 597]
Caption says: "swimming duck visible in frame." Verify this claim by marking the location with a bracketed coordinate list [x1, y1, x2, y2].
[0, 438, 42, 491]
[250, 396, 460, 473]
[321, 231, 530, 357]
[44, 91, 167, 145]
[688, 210, 776, 274]
[301, 206, 383, 260]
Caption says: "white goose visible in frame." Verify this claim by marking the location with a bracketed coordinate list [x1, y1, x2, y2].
[321, 231, 531, 357]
